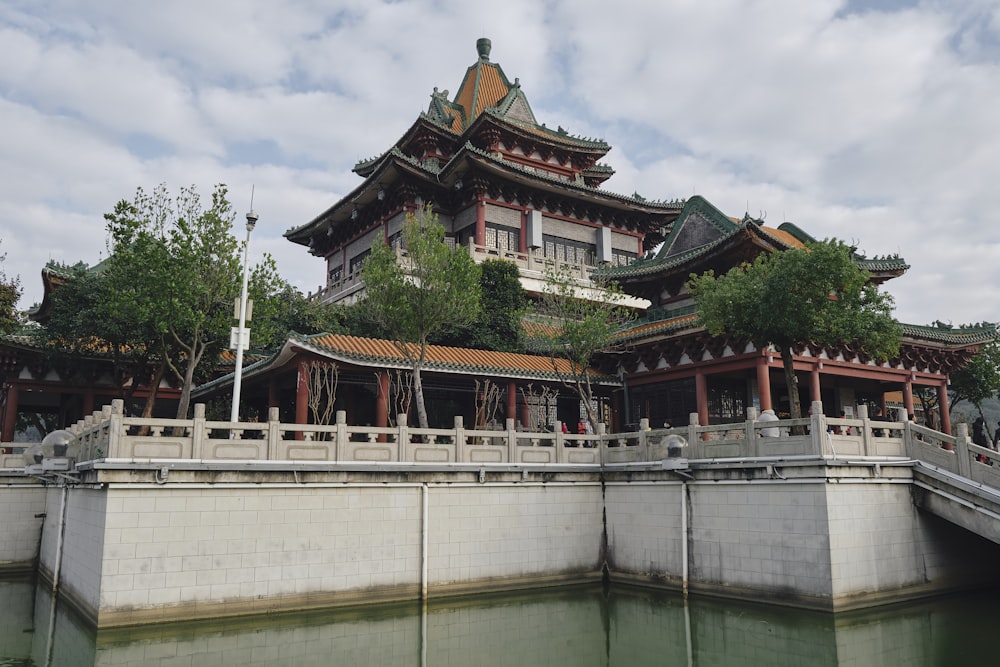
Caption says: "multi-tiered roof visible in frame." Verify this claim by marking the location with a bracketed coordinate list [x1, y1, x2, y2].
[284, 39, 683, 256]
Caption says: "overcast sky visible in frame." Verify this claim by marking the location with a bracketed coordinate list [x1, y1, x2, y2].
[2, 0, 998, 327]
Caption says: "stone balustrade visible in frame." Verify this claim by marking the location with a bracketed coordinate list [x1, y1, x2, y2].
[6, 400, 997, 486]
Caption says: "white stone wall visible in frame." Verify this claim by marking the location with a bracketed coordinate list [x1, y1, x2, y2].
[604, 482, 684, 576]
[485, 203, 522, 229]
[35, 466, 997, 625]
[96, 485, 423, 620]
[825, 482, 989, 600]
[0, 485, 45, 568]
[610, 230, 641, 253]
[604, 476, 992, 608]
[689, 482, 834, 599]
[38, 487, 108, 618]
[545, 216, 597, 244]
[58, 482, 606, 624]
[426, 484, 604, 588]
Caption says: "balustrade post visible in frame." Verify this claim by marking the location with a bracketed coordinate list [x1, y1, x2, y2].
[192, 403, 206, 459]
[745, 407, 759, 457]
[810, 400, 825, 456]
[597, 423, 606, 465]
[397, 414, 408, 461]
[638, 418, 650, 461]
[687, 413, 700, 457]
[505, 418, 516, 464]
[335, 411, 347, 462]
[108, 399, 125, 460]
[955, 423, 972, 478]
[858, 404, 872, 456]
[554, 421, 564, 463]
[454, 416, 466, 463]
[267, 407, 280, 461]
[80, 416, 93, 462]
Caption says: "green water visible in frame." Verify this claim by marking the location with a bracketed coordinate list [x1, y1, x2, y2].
[1, 577, 997, 666]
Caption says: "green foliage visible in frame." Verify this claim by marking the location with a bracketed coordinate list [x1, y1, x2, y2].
[434, 259, 527, 352]
[688, 239, 902, 419]
[0, 240, 22, 336]
[949, 339, 1000, 416]
[529, 266, 634, 429]
[101, 184, 254, 418]
[244, 257, 346, 351]
[34, 263, 162, 412]
[361, 205, 481, 428]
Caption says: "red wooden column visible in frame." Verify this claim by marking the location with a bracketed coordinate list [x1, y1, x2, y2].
[903, 379, 914, 419]
[375, 371, 389, 443]
[82, 388, 95, 418]
[475, 196, 486, 246]
[2, 384, 18, 443]
[375, 372, 389, 429]
[809, 367, 821, 404]
[506, 381, 517, 424]
[695, 371, 709, 428]
[295, 361, 309, 439]
[756, 357, 772, 412]
[937, 380, 952, 436]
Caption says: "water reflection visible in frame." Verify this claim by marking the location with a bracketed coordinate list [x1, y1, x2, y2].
[1, 577, 998, 666]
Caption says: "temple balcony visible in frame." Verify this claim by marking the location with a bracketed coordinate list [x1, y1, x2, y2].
[310, 241, 649, 309]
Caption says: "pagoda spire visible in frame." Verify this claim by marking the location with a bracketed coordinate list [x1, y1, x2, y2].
[477, 37, 491, 61]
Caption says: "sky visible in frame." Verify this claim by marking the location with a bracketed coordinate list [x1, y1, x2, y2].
[1, 0, 998, 327]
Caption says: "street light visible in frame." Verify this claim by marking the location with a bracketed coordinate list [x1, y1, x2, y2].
[230, 208, 258, 423]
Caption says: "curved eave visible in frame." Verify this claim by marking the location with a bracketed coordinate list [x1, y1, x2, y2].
[355, 116, 461, 177]
[285, 150, 438, 248]
[600, 223, 787, 282]
[442, 143, 684, 216]
[900, 323, 997, 348]
[613, 314, 701, 344]
[194, 334, 619, 397]
[469, 109, 612, 154]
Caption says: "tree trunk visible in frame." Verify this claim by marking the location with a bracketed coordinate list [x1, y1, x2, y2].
[780, 345, 802, 421]
[175, 352, 198, 420]
[413, 364, 429, 430]
[576, 372, 599, 432]
[140, 359, 167, 419]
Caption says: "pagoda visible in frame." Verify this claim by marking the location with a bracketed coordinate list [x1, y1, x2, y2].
[285, 38, 682, 306]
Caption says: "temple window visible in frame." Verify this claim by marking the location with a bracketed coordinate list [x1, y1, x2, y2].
[485, 224, 519, 253]
[328, 265, 343, 285]
[543, 235, 595, 266]
[708, 380, 748, 424]
[611, 250, 637, 267]
[349, 249, 370, 276]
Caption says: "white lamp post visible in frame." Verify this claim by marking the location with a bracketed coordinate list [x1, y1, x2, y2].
[230, 208, 258, 423]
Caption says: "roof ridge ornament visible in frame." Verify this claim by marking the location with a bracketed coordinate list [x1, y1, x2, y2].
[477, 37, 492, 61]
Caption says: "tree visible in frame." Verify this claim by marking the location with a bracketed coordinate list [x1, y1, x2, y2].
[361, 205, 481, 429]
[243, 258, 346, 351]
[34, 262, 166, 417]
[688, 240, 902, 421]
[434, 259, 527, 352]
[0, 240, 21, 335]
[948, 337, 1000, 419]
[103, 184, 268, 419]
[529, 265, 635, 431]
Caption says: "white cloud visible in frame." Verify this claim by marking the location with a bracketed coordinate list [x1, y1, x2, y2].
[1, 0, 998, 329]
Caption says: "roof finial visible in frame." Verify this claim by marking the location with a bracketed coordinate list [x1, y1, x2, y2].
[477, 37, 492, 61]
